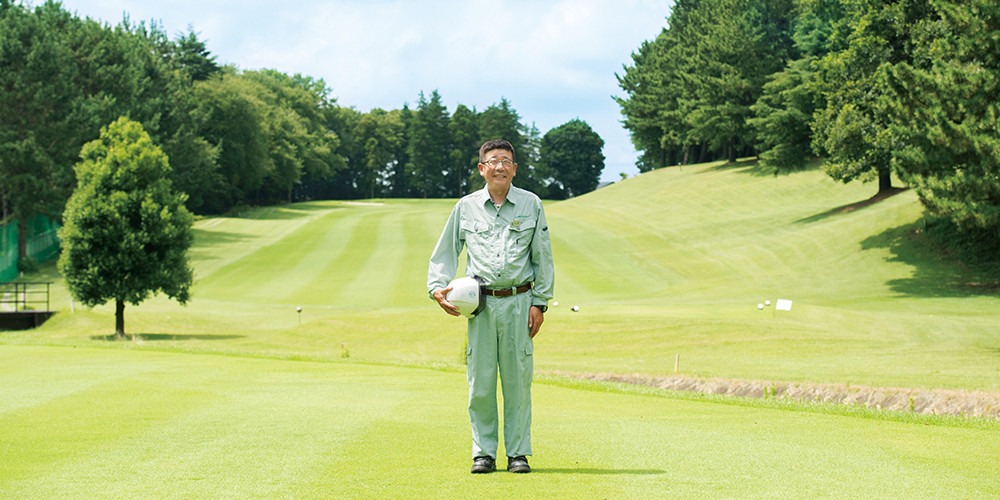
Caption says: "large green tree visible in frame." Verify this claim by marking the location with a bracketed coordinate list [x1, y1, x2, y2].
[882, 0, 1000, 235]
[749, 0, 840, 172]
[242, 69, 344, 204]
[192, 70, 272, 212]
[406, 90, 452, 198]
[616, 25, 680, 171]
[355, 108, 404, 199]
[0, 1, 83, 258]
[448, 104, 480, 197]
[172, 27, 219, 81]
[58, 117, 193, 338]
[685, 0, 797, 163]
[812, 0, 936, 194]
[540, 119, 606, 199]
[617, 0, 796, 168]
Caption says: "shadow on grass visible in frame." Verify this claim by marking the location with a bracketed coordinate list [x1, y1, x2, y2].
[860, 221, 1000, 298]
[236, 203, 343, 220]
[191, 229, 252, 249]
[694, 157, 763, 175]
[796, 188, 909, 224]
[89, 333, 245, 342]
[532, 468, 665, 475]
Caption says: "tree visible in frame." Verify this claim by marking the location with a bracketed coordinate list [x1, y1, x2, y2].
[616, 24, 686, 170]
[406, 90, 452, 198]
[685, 0, 797, 163]
[58, 117, 194, 339]
[811, 0, 936, 194]
[240, 69, 344, 204]
[617, 0, 795, 168]
[749, 58, 820, 171]
[475, 99, 546, 196]
[0, 1, 84, 258]
[749, 0, 840, 172]
[192, 70, 272, 212]
[448, 104, 480, 197]
[882, 0, 1000, 236]
[540, 119, 606, 199]
[355, 108, 404, 199]
[172, 26, 219, 81]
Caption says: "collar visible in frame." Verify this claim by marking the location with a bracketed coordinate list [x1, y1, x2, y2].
[474, 186, 520, 208]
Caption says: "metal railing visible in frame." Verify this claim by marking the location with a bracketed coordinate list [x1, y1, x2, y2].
[0, 282, 52, 312]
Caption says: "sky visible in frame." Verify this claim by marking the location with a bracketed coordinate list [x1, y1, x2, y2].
[58, 0, 672, 183]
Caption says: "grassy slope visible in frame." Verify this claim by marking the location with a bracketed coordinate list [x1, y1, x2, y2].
[15, 159, 998, 391]
[545, 161, 1000, 390]
[4, 160, 1000, 497]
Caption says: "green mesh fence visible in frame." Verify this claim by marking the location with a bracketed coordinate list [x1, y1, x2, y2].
[0, 222, 15, 282]
[0, 216, 61, 281]
[25, 215, 61, 263]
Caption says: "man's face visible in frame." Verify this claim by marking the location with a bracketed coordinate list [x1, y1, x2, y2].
[478, 149, 517, 192]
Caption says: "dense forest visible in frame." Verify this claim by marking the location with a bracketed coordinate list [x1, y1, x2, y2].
[5, 0, 999, 261]
[616, 0, 999, 249]
[1, 0, 606, 260]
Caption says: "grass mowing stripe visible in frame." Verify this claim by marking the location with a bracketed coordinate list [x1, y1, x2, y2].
[3, 346, 998, 497]
[395, 206, 448, 307]
[335, 206, 410, 308]
[189, 205, 327, 285]
[12, 159, 1000, 397]
[195, 204, 353, 304]
[296, 209, 389, 308]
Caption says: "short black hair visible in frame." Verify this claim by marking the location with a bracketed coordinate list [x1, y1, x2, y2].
[479, 139, 515, 163]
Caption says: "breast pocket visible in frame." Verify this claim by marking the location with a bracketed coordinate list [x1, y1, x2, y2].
[460, 219, 492, 255]
[507, 219, 536, 254]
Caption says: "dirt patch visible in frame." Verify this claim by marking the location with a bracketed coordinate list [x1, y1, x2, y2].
[543, 371, 1000, 419]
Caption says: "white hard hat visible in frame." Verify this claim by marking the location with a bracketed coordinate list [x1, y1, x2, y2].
[446, 276, 483, 318]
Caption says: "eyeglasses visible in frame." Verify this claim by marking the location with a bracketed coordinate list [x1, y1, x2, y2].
[482, 158, 514, 168]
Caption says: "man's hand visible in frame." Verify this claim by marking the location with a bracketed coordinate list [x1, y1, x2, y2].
[432, 286, 461, 316]
[528, 306, 544, 338]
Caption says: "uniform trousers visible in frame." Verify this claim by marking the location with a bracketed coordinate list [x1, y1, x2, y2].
[466, 291, 533, 459]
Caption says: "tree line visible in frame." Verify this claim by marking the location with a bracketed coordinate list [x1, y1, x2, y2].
[1, 0, 606, 262]
[617, 0, 999, 246]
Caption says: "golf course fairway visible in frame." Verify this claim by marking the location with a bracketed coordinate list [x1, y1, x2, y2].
[3, 159, 999, 497]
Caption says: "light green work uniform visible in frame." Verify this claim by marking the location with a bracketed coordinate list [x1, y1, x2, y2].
[428, 185, 554, 459]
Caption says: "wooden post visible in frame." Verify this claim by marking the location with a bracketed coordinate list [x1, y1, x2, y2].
[675, 353, 680, 373]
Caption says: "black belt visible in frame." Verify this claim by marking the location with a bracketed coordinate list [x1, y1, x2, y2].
[482, 282, 532, 297]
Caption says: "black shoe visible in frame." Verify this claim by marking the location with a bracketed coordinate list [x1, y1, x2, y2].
[471, 456, 496, 474]
[507, 456, 530, 473]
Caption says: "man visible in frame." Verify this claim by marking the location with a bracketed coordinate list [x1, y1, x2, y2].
[427, 139, 554, 474]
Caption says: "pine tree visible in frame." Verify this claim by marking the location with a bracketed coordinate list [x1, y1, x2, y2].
[883, 0, 1000, 236]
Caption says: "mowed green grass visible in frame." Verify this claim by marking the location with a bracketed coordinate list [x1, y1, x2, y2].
[11, 160, 999, 391]
[3, 160, 1000, 496]
[2, 345, 998, 498]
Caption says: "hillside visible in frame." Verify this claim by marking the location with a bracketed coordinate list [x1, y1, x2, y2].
[13, 159, 1000, 394]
